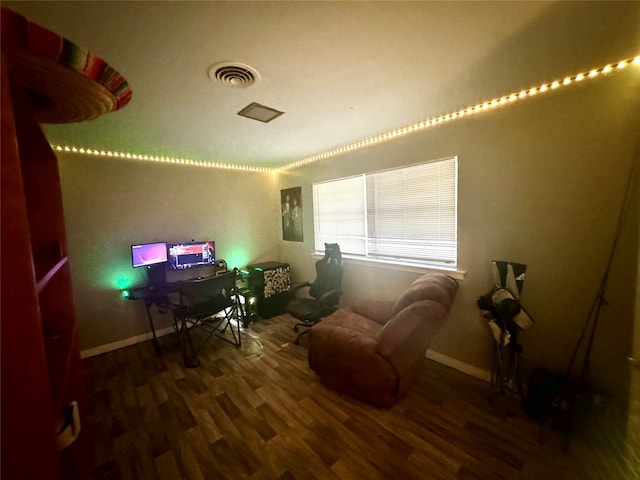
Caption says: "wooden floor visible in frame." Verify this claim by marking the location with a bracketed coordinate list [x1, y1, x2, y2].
[83, 314, 637, 480]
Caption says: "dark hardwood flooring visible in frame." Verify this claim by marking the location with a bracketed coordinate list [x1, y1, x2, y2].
[83, 314, 637, 479]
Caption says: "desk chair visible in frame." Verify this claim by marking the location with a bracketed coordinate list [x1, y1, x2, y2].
[288, 243, 343, 344]
[172, 271, 241, 367]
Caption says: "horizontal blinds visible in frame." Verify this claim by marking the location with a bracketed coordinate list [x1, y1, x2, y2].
[313, 157, 457, 266]
[313, 175, 366, 254]
[366, 158, 457, 264]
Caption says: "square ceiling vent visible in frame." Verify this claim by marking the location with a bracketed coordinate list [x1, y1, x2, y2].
[237, 102, 284, 123]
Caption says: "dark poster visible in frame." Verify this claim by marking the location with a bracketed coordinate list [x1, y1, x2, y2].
[281, 187, 303, 242]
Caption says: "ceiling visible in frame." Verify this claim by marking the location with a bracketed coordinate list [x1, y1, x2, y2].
[3, 1, 639, 170]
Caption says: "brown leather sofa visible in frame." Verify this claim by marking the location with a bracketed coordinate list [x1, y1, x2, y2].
[307, 273, 458, 407]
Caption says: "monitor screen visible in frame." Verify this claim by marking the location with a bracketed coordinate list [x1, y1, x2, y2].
[168, 241, 215, 270]
[131, 242, 168, 268]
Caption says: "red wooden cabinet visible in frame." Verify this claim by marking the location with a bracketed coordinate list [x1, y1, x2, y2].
[1, 57, 93, 480]
[1, 8, 131, 476]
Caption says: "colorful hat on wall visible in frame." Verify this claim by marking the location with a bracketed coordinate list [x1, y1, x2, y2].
[1, 7, 132, 124]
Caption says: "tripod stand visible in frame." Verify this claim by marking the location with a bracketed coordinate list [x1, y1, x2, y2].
[490, 317, 524, 399]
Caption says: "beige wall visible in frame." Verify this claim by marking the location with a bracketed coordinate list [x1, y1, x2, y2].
[58, 155, 280, 350]
[277, 71, 639, 394]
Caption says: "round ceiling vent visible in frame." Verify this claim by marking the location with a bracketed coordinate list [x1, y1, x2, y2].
[207, 62, 260, 88]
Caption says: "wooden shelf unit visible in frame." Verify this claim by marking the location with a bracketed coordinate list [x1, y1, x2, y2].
[1, 55, 93, 480]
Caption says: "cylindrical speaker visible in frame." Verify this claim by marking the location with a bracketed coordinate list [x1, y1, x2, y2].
[215, 259, 228, 275]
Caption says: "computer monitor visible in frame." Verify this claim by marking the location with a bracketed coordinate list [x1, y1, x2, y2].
[131, 242, 168, 268]
[168, 241, 215, 270]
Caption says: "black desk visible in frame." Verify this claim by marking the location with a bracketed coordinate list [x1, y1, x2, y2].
[128, 283, 178, 355]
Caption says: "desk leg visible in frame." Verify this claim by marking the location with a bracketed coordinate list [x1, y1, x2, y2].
[145, 300, 162, 356]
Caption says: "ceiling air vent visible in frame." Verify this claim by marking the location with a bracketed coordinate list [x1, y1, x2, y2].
[237, 102, 284, 123]
[207, 62, 260, 88]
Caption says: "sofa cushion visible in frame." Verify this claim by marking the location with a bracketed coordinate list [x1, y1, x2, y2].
[350, 299, 395, 325]
[318, 307, 381, 338]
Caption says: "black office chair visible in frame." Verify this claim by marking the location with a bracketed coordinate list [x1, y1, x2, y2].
[288, 243, 343, 344]
[172, 271, 241, 367]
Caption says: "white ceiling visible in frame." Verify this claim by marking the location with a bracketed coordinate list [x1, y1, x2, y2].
[3, 1, 639, 169]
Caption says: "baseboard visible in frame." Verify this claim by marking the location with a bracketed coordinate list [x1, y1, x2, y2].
[81, 326, 492, 384]
[425, 349, 492, 382]
[80, 326, 175, 358]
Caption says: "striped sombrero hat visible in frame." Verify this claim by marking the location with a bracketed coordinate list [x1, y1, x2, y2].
[1, 7, 132, 124]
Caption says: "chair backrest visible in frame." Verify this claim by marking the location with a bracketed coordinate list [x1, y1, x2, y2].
[308, 243, 343, 305]
[177, 271, 236, 318]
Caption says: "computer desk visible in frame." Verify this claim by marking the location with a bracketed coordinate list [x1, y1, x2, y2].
[127, 282, 179, 356]
[127, 273, 247, 365]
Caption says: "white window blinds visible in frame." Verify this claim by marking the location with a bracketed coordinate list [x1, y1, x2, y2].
[313, 156, 457, 267]
[313, 175, 366, 254]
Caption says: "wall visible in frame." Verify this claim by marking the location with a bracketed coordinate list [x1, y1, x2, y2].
[58, 154, 280, 351]
[277, 70, 640, 395]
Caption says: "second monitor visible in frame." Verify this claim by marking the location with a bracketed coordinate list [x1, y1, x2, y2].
[168, 241, 215, 270]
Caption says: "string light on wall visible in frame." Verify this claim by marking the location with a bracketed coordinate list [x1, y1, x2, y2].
[49, 145, 273, 173]
[51, 55, 638, 173]
[277, 54, 640, 171]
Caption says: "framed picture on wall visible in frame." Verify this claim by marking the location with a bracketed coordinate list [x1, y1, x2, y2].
[281, 186, 303, 242]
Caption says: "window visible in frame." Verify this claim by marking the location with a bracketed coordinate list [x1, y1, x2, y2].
[313, 156, 457, 268]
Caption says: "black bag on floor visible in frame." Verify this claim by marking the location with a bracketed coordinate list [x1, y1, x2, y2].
[523, 368, 566, 421]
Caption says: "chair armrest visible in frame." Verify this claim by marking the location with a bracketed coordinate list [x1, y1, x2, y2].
[316, 288, 342, 305]
[290, 281, 312, 294]
[351, 299, 395, 325]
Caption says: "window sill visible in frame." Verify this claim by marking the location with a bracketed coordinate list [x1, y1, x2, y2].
[311, 252, 466, 280]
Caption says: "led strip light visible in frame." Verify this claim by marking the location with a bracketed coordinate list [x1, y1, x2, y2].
[49, 145, 273, 173]
[53, 55, 639, 173]
[279, 55, 640, 171]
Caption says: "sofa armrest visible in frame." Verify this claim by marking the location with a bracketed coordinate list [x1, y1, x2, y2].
[351, 299, 395, 325]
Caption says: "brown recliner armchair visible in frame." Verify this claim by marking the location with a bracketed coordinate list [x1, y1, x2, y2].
[307, 273, 458, 407]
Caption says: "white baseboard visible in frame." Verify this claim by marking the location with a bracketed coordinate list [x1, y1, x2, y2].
[80, 326, 176, 358]
[81, 327, 492, 384]
[425, 349, 492, 382]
